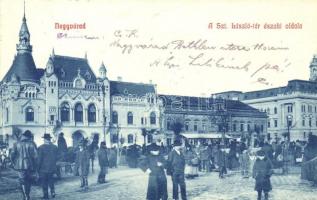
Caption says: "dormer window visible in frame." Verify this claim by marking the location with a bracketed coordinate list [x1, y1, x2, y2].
[73, 77, 86, 89]
[75, 79, 82, 88]
[46, 58, 54, 75]
[85, 70, 91, 80]
[60, 68, 65, 78]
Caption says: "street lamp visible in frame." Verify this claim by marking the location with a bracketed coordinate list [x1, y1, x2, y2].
[286, 115, 293, 141]
[103, 116, 107, 142]
[209, 97, 228, 146]
[142, 128, 147, 146]
[308, 114, 313, 136]
[218, 99, 228, 146]
[303, 114, 313, 140]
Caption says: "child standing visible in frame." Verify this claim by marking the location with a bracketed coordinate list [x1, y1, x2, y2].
[76, 138, 90, 191]
[252, 150, 273, 200]
[217, 148, 227, 179]
[240, 149, 250, 178]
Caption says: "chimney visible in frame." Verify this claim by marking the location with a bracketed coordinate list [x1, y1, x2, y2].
[149, 80, 153, 84]
[117, 76, 122, 81]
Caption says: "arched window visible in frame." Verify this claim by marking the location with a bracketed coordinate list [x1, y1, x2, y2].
[112, 111, 118, 124]
[60, 102, 70, 122]
[185, 121, 190, 131]
[150, 112, 156, 125]
[147, 134, 153, 143]
[274, 107, 277, 114]
[6, 108, 9, 123]
[167, 118, 172, 130]
[88, 104, 96, 123]
[111, 134, 118, 143]
[240, 123, 244, 132]
[25, 107, 34, 122]
[128, 134, 134, 144]
[127, 112, 133, 125]
[75, 103, 83, 122]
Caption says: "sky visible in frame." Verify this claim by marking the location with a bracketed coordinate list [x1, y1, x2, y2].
[0, 0, 317, 96]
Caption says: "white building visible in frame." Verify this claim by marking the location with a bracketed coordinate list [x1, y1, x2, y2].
[0, 13, 161, 147]
[214, 55, 317, 142]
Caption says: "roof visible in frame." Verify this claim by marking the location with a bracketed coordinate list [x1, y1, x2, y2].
[241, 79, 317, 100]
[181, 133, 232, 139]
[110, 81, 155, 96]
[2, 53, 39, 82]
[51, 55, 96, 83]
[159, 94, 262, 112]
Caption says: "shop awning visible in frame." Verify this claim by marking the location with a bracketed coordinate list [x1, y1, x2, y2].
[181, 132, 232, 139]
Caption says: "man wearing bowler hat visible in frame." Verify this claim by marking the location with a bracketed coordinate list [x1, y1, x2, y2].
[168, 139, 187, 200]
[38, 133, 58, 199]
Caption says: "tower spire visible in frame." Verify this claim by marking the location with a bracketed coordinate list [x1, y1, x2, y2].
[16, 0, 32, 54]
[23, 0, 25, 20]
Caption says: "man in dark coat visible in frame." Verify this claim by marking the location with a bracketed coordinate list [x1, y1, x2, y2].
[108, 146, 118, 168]
[217, 147, 227, 179]
[76, 138, 90, 190]
[57, 133, 67, 156]
[38, 133, 58, 199]
[10, 130, 38, 200]
[97, 142, 109, 184]
[168, 140, 187, 200]
[139, 137, 168, 200]
[127, 144, 140, 168]
[252, 150, 273, 200]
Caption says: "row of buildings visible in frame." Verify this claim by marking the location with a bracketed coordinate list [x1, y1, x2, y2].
[0, 12, 315, 147]
[214, 60, 317, 142]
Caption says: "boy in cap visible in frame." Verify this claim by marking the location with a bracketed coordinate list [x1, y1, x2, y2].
[97, 141, 109, 184]
[38, 133, 58, 199]
[240, 149, 250, 178]
[252, 150, 273, 200]
[76, 138, 90, 191]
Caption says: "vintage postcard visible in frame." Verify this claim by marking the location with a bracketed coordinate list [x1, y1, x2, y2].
[0, 0, 317, 199]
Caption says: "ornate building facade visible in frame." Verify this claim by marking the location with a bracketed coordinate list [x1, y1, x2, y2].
[0, 14, 161, 147]
[0, 12, 269, 148]
[214, 55, 317, 141]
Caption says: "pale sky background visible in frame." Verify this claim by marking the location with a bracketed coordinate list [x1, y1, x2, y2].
[0, 0, 317, 96]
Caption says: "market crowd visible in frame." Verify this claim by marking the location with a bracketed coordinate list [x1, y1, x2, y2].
[7, 129, 317, 200]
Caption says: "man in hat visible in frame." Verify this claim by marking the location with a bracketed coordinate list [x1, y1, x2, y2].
[38, 133, 58, 199]
[76, 138, 90, 190]
[97, 141, 109, 184]
[139, 135, 168, 200]
[10, 130, 38, 200]
[252, 150, 273, 200]
[168, 140, 187, 200]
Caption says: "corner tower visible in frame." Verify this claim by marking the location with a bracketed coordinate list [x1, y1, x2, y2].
[2, 7, 39, 83]
[309, 55, 317, 82]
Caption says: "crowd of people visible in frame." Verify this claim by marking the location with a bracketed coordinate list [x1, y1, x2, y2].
[6, 129, 317, 200]
[8, 130, 111, 200]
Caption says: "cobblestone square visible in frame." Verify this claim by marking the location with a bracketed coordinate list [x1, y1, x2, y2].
[1, 167, 316, 200]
